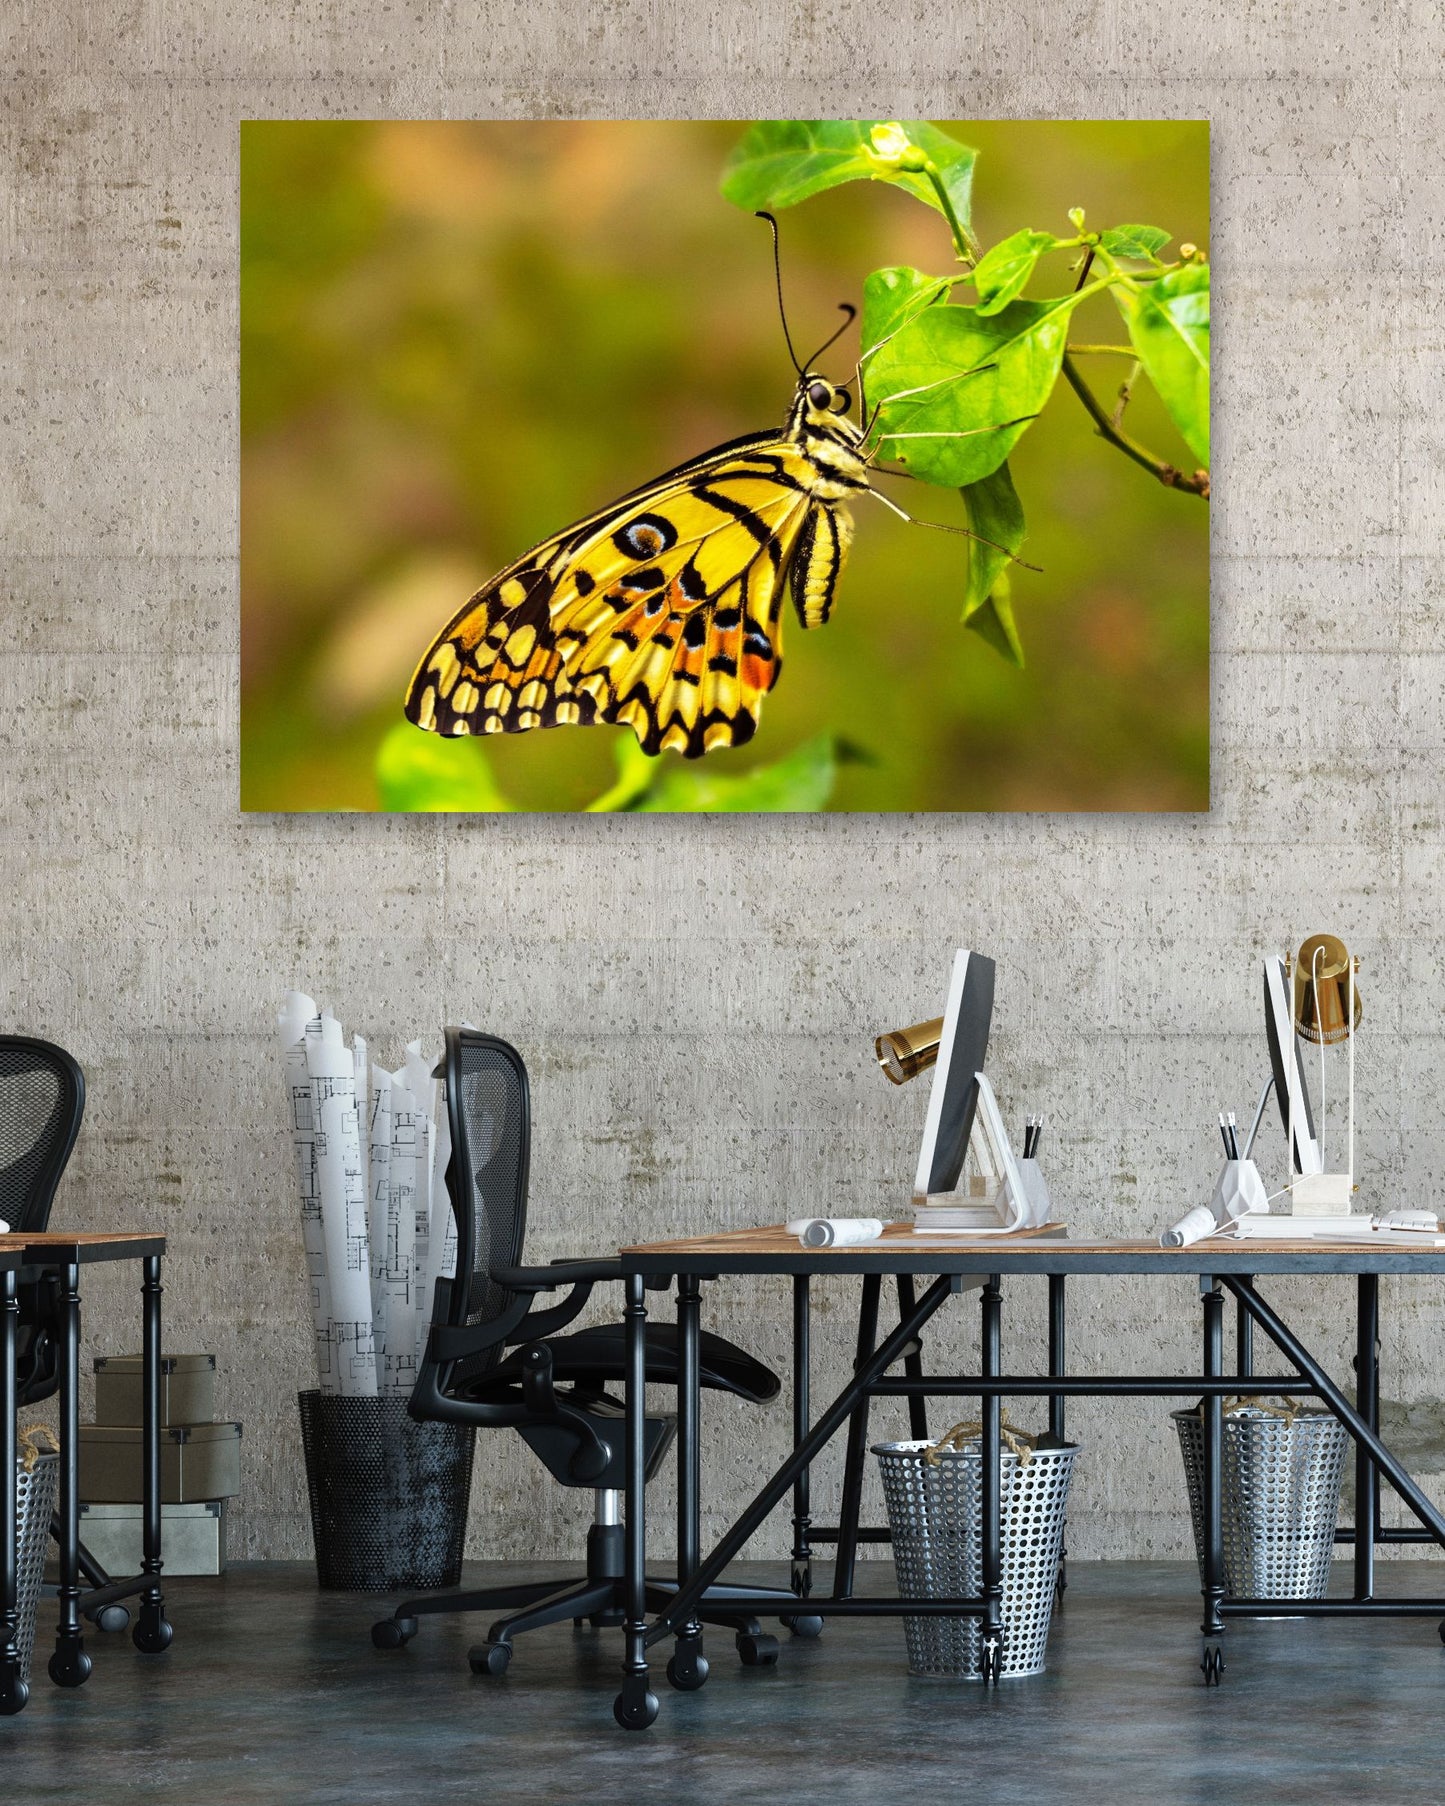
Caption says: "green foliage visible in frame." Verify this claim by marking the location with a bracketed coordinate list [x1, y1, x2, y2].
[376, 721, 841, 813]
[725, 120, 1212, 667]
[1112, 263, 1211, 464]
[721, 120, 976, 241]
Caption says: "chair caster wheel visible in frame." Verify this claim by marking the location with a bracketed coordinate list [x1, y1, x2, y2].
[1201, 1642, 1225, 1686]
[371, 1616, 417, 1651]
[469, 1640, 512, 1677]
[736, 1632, 779, 1668]
[92, 1604, 131, 1634]
[48, 1645, 93, 1688]
[133, 1608, 173, 1654]
[614, 1683, 659, 1730]
[980, 1637, 1004, 1686]
[0, 1672, 28, 1715]
[666, 1645, 709, 1691]
[782, 1614, 824, 1639]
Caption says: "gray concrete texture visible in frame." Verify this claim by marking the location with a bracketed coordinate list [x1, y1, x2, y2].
[2, 3, 1443, 1564]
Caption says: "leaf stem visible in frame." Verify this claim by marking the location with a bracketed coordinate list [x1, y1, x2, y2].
[1066, 342, 1138, 356]
[1060, 354, 1210, 497]
[923, 162, 980, 265]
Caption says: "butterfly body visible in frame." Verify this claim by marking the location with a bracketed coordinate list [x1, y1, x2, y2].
[405, 375, 866, 760]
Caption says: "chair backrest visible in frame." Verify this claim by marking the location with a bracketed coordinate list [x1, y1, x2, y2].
[440, 1028, 530, 1377]
[0, 1036, 85, 1233]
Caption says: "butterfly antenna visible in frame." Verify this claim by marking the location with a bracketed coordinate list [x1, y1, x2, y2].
[757, 210, 804, 376]
[802, 303, 857, 372]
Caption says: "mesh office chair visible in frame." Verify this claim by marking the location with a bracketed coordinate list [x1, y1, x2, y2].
[372, 1028, 816, 1679]
[1, 1036, 130, 1633]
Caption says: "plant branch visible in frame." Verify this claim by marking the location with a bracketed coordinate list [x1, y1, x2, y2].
[1066, 342, 1138, 356]
[1061, 354, 1210, 497]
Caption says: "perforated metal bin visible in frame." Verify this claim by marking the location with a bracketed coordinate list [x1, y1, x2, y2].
[1173, 1402, 1349, 1600]
[13, 1450, 58, 1683]
[298, 1392, 476, 1593]
[874, 1434, 1078, 1679]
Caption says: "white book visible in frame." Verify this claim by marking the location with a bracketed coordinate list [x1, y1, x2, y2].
[1226, 1215, 1445, 1244]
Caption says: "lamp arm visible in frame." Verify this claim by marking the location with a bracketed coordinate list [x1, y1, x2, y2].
[1241, 1072, 1275, 1163]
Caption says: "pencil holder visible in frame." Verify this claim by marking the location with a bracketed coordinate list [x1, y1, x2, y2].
[1210, 1159, 1268, 1225]
[1017, 1158, 1053, 1228]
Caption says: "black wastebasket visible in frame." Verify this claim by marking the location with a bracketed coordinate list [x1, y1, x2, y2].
[297, 1392, 475, 1592]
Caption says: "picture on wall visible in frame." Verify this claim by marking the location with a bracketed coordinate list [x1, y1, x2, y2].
[240, 119, 1210, 813]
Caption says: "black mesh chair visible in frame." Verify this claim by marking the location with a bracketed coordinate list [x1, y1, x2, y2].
[372, 1028, 815, 1678]
[0, 1036, 130, 1633]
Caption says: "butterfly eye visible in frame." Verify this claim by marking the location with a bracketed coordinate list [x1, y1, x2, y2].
[831, 388, 852, 415]
[807, 381, 832, 410]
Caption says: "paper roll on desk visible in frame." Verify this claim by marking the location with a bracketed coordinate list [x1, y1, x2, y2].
[786, 1217, 885, 1249]
[1160, 1160, 1269, 1248]
[1160, 1205, 1219, 1249]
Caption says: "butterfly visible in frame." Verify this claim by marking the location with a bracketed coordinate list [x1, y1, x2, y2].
[405, 365, 869, 761]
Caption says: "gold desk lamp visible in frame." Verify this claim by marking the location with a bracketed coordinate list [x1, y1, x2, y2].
[1286, 934, 1360, 1213]
[875, 1017, 943, 1086]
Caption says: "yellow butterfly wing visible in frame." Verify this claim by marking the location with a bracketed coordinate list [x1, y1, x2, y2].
[405, 438, 830, 759]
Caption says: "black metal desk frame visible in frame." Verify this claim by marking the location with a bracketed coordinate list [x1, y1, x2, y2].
[1, 1233, 172, 1715]
[613, 1238, 1445, 1730]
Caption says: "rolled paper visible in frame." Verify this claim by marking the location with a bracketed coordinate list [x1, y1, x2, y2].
[306, 1029, 377, 1398]
[0, 1218, 9, 1235]
[786, 1217, 886, 1249]
[1160, 1204, 1219, 1249]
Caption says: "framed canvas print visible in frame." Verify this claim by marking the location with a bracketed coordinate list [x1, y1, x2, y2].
[241, 119, 1210, 813]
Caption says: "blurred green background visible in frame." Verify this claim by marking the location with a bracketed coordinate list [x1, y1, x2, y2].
[240, 120, 1210, 812]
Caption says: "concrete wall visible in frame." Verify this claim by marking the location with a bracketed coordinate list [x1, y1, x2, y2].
[4, 4, 1442, 1563]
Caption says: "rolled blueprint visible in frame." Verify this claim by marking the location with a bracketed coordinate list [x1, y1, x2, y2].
[1160, 1204, 1219, 1250]
[786, 1217, 886, 1249]
[277, 992, 333, 1390]
[403, 1040, 436, 1369]
[306, 1018, 377, 1397]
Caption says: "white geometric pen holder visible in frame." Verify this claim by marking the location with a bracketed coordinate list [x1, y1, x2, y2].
[1210, 1158, 1268, 1225]
[1017, 1158, 1053, 1230]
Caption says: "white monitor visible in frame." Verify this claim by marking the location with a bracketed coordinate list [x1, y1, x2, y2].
[913, 949, 996, 1200]
[1263, 955, 1323, 1175]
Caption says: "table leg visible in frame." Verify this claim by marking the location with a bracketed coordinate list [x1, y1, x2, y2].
[1048, 1272, 1068, 1607]
[134, 1254, 172, 1653]
[980, 1275, 1004, 1684]
[1200, 1278, 1226, 1685]
[1353, 1273, 1379, 1604]
[666, 1273, 707, 1691]
[790, 1274, 812, 1601]
[1236, 1279, 1254, 1379]
[833, 1273, 880, 1601]
[614, 1272, 658, 1730]
[0, 1270, 25, 1714]
[49, 1263, 91, 1687]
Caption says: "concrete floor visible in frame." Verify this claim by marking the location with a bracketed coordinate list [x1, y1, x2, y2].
[2, 1561, 1443, 1804]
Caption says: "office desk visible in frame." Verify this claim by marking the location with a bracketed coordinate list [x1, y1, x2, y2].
[611, 1226, 1445, 1729]
[1, 1231, 171, 1714]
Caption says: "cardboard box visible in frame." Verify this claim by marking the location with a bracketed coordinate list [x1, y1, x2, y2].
[93, 1353, 216, 1428]
[77, 1501, 228, 1576]
[79, 1422, 242, 1504]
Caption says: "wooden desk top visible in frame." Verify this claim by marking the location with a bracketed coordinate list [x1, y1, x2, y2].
[619, 1221, 1445, 1278]
[0, 1231, 167, 1266]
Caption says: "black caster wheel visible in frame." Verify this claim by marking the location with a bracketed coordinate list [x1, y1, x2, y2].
[1438, 1619, 1445, 1645]
[781, 1614, 824, 1639]
[666, 1643, 710, 1691]
[133, 1608, 173, 1654]
[371, 1616, 417, 1651]
[0, 1672, 28, 1716]
[980, 1638, 1003, 1686]
[614, 1682, 660, 1730]
[92, 1605, 131, 1634]
[469, 1640, 512, 1677]
[48, 1644, 93, 1688]
[1201, 1643, 1225, 1686]
[736, 1632, 780, 1668]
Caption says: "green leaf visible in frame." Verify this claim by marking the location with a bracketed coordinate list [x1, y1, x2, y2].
[1099, 223, 1171, 261]
[965, 575, 1025, 667]
[972, 229, 1059, 315]
[1112, 264, 1210, 464]
[866, 294, 1085, 487]
[590, 733, 839, 813]
[721, 120, 976, 239]
[960, 462, 1027, 659]
[375, 721, 515, 812]
[860, 266, 954, 360]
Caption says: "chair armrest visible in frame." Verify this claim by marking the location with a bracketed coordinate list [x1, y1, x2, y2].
[492, 1258, 624, 1292]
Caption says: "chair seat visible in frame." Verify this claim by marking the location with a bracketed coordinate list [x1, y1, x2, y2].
[483, 1322, 780, 1405]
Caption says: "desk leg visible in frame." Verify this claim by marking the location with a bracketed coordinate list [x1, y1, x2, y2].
[134, 1254, 172, 1653]
[1353, 1274, 1378, 1604]
[614, 1273, 658, 1730]
[667, 1273, 707, 1691]
[1200, 1279, 1226, 1685]
[979, 1275, 1004, 1685]
[833, 1273, 880, 1602]
[0, 1270, 24, 1714]
[790, 1275, 812, 1601]
[49, 1264, 91, 1688]
[1048, 1273, 1068, 1608]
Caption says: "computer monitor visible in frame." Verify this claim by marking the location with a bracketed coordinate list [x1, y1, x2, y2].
[913, 949, 996, 1199]
[1263, 955, 1323, 1175]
